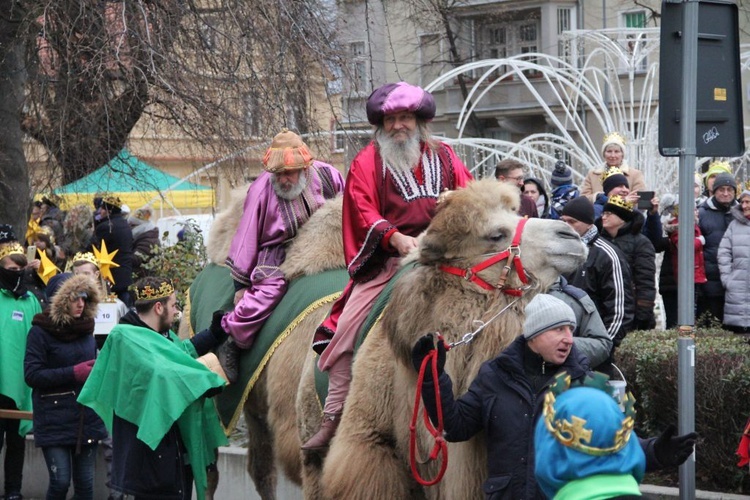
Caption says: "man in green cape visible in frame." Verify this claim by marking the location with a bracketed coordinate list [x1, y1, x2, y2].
[79, 277, 228, 499]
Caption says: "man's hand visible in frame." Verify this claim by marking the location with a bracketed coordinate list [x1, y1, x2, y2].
[234, 288, 246, 306]
[390, 232, 418, 257]
[654, 424, 697, 467]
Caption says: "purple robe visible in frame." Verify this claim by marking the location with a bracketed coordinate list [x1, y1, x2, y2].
[222, 161, 344, 347]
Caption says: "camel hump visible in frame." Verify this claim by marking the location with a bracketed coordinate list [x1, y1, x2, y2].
[281, 195, 345, 280]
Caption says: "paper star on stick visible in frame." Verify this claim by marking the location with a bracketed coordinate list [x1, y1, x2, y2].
[25, 218, 41, 245]
[92, 240, 120, 285]
[36, 249, 60, 285]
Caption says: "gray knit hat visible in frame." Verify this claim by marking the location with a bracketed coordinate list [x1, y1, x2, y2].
[522, 294, 577, 340]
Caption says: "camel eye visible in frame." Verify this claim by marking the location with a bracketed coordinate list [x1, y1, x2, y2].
[488, 230, 507, 242]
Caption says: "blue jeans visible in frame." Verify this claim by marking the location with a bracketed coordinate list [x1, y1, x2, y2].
[42, 444, 97, 500]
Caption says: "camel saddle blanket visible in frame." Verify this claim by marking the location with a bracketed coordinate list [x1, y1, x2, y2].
[314, 262, 418, 404]
[215, 268, 349, 433]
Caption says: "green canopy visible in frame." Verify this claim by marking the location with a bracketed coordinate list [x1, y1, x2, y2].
[54, 149, 214, 210]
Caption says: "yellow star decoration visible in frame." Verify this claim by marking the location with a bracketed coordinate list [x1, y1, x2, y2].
[36, 249, 60, 285]
[25, 218, 41, 246]
[92, 240, 120, 285]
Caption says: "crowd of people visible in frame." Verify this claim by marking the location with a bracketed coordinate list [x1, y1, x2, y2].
[2, 80, 743, 498]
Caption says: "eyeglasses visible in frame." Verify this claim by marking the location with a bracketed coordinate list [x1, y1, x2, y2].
[505, 175, 525, 182]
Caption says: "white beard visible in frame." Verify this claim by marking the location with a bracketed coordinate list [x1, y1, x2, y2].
[272, 170, 308, 200]
[375, 129, 422, 173]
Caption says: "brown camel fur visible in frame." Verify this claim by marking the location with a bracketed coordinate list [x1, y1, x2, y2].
[180, 193, 345, 500]
[298, 179, 589, 499]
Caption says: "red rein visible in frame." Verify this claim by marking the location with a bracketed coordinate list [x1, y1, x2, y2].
[409, 338, 450, 486]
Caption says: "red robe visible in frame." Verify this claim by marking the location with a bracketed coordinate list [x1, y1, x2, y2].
[312, 141, 472, 354]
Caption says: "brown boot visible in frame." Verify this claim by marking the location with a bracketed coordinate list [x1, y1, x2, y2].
[217, 338, 240, 384]
[301, 413, 341, 451]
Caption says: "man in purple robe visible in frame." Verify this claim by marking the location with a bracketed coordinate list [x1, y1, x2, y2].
[218, 129, 345, 382]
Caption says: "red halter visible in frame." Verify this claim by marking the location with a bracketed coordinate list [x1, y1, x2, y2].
[438, 218, 530, 295]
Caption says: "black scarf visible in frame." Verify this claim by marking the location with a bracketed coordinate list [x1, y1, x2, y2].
[32, 311, 95, 342]
[0, 267, 28, 298]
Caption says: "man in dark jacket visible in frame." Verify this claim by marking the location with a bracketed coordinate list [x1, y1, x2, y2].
[412, 294, 697, 499]
[698, 172, 738, 323]
[90, 195, 134, 306]
[78, 277, 229, 499]
[559, 197, 634, 368]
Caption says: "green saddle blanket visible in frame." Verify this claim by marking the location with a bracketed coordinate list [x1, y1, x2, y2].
[314, 262, 417, 404]
[215, 269, 349, 433]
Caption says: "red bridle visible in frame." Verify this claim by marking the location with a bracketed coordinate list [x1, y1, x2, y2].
[438, 218, 530, 295]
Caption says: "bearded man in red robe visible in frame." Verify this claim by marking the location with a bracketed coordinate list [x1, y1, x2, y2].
[302, 82, 473, 451]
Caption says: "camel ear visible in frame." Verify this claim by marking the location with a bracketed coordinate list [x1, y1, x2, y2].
[498, 184, 521, 213]
[419, 230, 446, 264]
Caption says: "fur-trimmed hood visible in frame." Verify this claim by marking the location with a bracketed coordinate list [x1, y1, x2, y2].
[49, 274, 101, 326]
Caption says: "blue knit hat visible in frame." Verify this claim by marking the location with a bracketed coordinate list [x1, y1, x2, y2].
[550, 161, 574, 188]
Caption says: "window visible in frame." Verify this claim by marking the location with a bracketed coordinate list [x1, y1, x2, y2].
[478, 24, 508, 78]
[622, 11, 648, 71]
[518, 22, 539, 77]
[348, 41, 368, 93]
[557, 8, 572, 65]
[474, 16, 541, 80]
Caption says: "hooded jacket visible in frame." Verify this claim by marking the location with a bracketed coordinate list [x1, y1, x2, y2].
[598, 211, 657, 330]
[717, 204, 750, 328]
[24, 274, 107, 447]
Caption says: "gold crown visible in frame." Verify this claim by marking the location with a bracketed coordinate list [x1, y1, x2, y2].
[542, 372, 637, 457]
[0, 243, 25, 261]
[30, 225, 56, 245]
[101, 194, 123, 209]
[73, 252, 100, 268]
[601, 167, 625, 181]
[135, 280, 175, 301]
[607, 194, 635, 212]
[603, 132, 626, 147]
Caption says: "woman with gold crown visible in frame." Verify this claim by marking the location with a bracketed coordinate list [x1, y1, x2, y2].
[581, 133, 647, 202]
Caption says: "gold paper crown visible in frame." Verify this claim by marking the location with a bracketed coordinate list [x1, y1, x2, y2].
[601, 167, 625, 182]
[135, 280, 175, 301]
[101, 194, 123, 209]
[607, 194, 635, 212]
[73, 252, 100, 268]
[602, 132, 627, 147]
[30, 225, 56, 245]
[542, 373, 637, 457]
[0, 243, 25, 261]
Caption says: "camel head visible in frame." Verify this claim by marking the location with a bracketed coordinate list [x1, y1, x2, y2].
[419, 178, 587, 293]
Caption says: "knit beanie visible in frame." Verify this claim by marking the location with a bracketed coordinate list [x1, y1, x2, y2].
[522, 294, 577, 340]
[601, 168, 629, 196]
[603, 195, 636, 222]
[561, 196, 595, 225]
[712, 172, 736, 193]
[704, 161, 732, 188]
[550, 161, 573, 188]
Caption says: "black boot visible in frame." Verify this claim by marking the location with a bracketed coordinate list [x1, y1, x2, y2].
[218, 338, 240, 384]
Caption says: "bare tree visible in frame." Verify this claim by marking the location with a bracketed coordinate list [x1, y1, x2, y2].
[1, 0, 344, 209]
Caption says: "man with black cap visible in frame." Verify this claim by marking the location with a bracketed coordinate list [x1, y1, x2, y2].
[410, 294, 695, 499]
[89, 195, 134, 307]
[560, 196, 634, 371]
[0, 226, 42, 500]
[698, 172, 739, 323]
[303, 82, 473, 451]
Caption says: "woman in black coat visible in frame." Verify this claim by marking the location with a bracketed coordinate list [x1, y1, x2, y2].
[24, 273, 107, 500]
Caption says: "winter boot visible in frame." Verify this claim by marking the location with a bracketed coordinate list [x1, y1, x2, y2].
[301, 412, 342, 452]
[218, 338, 240, 384]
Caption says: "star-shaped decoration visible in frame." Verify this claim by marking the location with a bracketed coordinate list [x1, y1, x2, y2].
[36, 249, 60, 285]
[25, 219, 41, 245]
[92, 240, 120, 285]
[0, 230, 8, 241]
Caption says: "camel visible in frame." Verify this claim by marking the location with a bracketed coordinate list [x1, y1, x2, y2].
[293, 178, 589, 499]
[185, 178, 586, 499]
[180, 186, 346, 500]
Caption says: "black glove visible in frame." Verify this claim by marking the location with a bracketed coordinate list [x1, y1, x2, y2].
[654, 424, 697, 467]
[411, 333, 446, 377]
[210, 310, 228, 344]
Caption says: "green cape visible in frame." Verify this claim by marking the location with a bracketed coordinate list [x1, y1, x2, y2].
[78, 323, 227, 498]
[0, 289, 41, 436]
